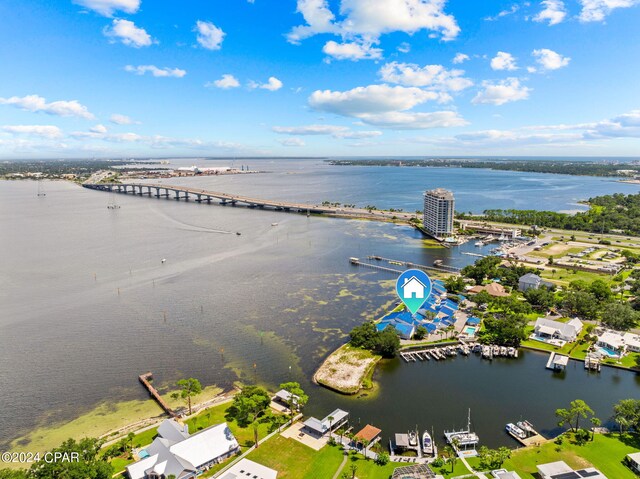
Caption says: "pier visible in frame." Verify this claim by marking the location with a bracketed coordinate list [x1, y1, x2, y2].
[366, 255, 461, 273]
[138, 372, 178, 418]
[546, 352, 569, 371]
[506, 420, 547, 447]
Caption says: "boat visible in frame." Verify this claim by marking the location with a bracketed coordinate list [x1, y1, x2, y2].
[474, 241, 484, 247]
[422, 431, 434, 455]
[236, 232, 242, 236]
[506, 423, 527, 439]
[492, 345, 500, 356]
[161, 258, 166, 264]
[508, 347, 516, 357]
[500, 346, 508, 356]
[517, 421, 533, 434]
[408, 431, 418, 447]
[271, 222, 278, 226]
[444, 409, 479, 450]
[473, 344, 483, 353]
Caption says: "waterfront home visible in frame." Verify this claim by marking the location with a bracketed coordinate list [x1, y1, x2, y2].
[302, 408, 349, 438]
[596, 330, 640, 356]
[537, 461, 607, 479]
[518, 273, 553, 292]
[272, 389, 299, 410]
[533, 318, 583, 343]
[220, 458, 278, 479]
[376, 317, 415, 339]
[354, 424, 382, 447]
[625, 452, 640, 474]
[126, 419, 239, 479]
[468, 282, 509, 297]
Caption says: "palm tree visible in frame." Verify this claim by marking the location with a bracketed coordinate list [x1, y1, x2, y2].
[361, 438, 371, 458]
[443, 445, 457, 473]
[349, 463, 358, 479]
[590, 417, 601, 441]
[327, 415, 334, 438]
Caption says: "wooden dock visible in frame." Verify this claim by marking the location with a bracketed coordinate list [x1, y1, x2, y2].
[139, 372, 179, 418]
[507, 421, 547, 447]
[367, 255, 461, 273]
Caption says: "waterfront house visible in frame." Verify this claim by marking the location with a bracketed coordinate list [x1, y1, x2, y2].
[625, 452, 640, 474]
[518, 273, 553, 292]
[468, 282, 509, 297]
[537, 461, 607, 479]
[220, 458, 278, 479]
[302, 408, 349, 438]
[126, 419, 239, 479]
[272, 389, 299, 410]
[401, 276, 427, 299]
[596, 330, 640, 356]
[533, 318, 583, 343]
[354, 424, 382, 447]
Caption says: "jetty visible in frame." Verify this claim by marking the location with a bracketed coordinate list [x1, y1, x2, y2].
[506, 420, 547, 447]
[138, 372, 178, 418]
[366, 255, 461, 273]
[349, 257, 404, 274]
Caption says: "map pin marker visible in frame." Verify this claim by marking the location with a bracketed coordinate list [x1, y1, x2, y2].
[396, 269, 433, 315]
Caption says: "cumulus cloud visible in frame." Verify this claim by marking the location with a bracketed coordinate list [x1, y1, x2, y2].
[532, 48, 571, 71]
[272, 124, 383, 138]
[490, 51, 518, 71]
[533, 0, 567, 25]
[90, 124, 108, 134]
[206, 74, 240, 89]
[73, 0, 140, 16]
[248, 77, 283, 91]
[104, 19, 154, 48]
[472, 78, 531, 105]
[287, 0, 460, 47]
[355, 111, 468, 129]
[194, 20, 225, 50]
[397, 42, 411, 53]
[124, 65, 187, 77]
[0, 94, 95, 119]
[277, 137, 306, 147]
[379, 62, 473, 92]
[322, 40, 383, 61]
[110, 113, 136, 125]
[484, 4, 520, 21]
[452, 53, 469, 64]
[2, 125, 63, 139]
[578, 0, 640, 22]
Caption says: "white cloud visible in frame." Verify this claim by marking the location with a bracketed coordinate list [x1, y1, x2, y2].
[532, 48, 571, 71]
[248, 77, 283, 91]
[578, 0, 640, 22]
[485, 4, 520, 21]
[287, 0, 460, 45]
[124, 65, 187, 77]
[379, 62, 473, 91]
[73, 0, 140, 16]
[278, 137, 306, 147]
[355, 111, 468, 129]
[309, 84, 441, 117]
[452, 53, 469, 64]
[397, 42, 411, 53]
[490, 51, 518, 71]
[90, 124, 108, 134]
[104, 19, 154, 48]
[533, 0, 567, 25]
[206, 74, 240, 89]
[0, 94, 95, 119]
[272, 124, 383, 138]
[2, 125, 63, 139]
[110, 113, 136, 125]
[322, 40, 383, 61]
[194, 20, 225, 50]
[472, 78, 531, 105]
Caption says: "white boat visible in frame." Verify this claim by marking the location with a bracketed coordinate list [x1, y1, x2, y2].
[506, 423, 526, 439]
[408, 431, 418, 447]
[422, 431, 434, 455]
[517, 421, 533, 434]
[500, 346, 508, 356]
[271, 222, 279, 226]
[474, 241, 484, 247]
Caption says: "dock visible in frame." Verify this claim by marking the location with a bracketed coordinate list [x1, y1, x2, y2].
[546, 352, 569, 371]
[367, 255, 461, 274]
[585, 354, 602, 371]
[506, 420, 546, 447]
[139, 372, 179, 418]
[350, 257, 403, 274]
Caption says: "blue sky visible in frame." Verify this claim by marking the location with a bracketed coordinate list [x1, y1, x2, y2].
[0, 0, 639, 158]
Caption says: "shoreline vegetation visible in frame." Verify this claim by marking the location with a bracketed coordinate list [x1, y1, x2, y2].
[313, 343, 381, 395]
[327, 158, 640, 178]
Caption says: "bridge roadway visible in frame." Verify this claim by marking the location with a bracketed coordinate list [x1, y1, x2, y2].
[82, 182, 417, 221]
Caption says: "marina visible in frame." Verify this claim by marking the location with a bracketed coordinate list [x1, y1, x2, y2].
[400, 342, 518, 363]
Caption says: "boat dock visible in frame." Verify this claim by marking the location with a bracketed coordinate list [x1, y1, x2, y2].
[400, 342, 518, 363]
[139, 372, 178, 418]
[444, 409, 479, 458]
[349, 257, 403, 274]
[546, 352, 569, 371]
[366, 255, 461, 273]
[506, 420, 546, 447]
[585, 354, 602, 371]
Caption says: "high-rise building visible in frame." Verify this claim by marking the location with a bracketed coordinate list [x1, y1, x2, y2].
[423, 188, 455, 238]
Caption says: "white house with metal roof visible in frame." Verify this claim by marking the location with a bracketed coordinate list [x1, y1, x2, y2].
[533, 318, 583, 343]
[127, 419, 239, 479]
[537, 461, 607, 479]
[219, 459, 277, 479]
[302, 408, 349, 437]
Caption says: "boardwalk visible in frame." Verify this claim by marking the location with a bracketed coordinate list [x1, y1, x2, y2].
[138, 372, 178, 418]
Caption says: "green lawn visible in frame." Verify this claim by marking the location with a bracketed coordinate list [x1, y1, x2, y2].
[602, 352, 640, 370]
[502, 433, 640, 479]
[246, 436, 345, 479]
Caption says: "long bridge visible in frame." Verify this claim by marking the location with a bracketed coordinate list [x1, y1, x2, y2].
[82, 182, 416, 221]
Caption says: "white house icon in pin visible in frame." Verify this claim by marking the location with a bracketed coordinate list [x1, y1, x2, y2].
[401, 276, 426, 299]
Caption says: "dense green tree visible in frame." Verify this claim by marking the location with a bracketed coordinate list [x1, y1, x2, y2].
[477, 446, 511, 470]
[444, 275, 466, 293]
[589, 280, 612, 302]
[279, 382, 308, 422]
[461, 256, 502, 285]
[556, 400, 594, 432]
[29, 438, 112, 479]
[524, 287, 557, 311]
[478, 314, 528, 347]
[226, 386, 271, 446]
[613, 399, 640, 434]
[562, 291, 600, 321]
[0, 470, 28, 479]
[601, 301, 639, 331]
[414, 325, 428, 340]
[349, 321, 400, 357]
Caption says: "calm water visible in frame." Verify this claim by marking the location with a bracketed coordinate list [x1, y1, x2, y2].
[1, 159, 639, 450]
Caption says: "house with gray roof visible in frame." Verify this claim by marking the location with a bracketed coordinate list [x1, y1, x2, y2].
[534, 318, 583, 343]
[127, 419, 239, 479]
[518, 273, 553, 292]
[302, 408, 349, 437]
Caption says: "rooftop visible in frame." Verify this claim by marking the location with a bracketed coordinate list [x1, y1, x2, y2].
[354, 424, 382, 443]
[220, 459, 278, 479]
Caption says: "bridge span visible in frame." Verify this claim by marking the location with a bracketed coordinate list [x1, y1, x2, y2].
[82, 182, 415, 220]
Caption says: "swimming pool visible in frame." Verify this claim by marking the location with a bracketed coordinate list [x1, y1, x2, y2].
[138, 449, 150, 459]
[598, 346, 620, 358]
[464, 326, 476, 336]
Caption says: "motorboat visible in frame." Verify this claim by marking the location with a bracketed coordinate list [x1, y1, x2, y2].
[474, 241, 485, 247]
[506, 423, 527, 439]
[517, 421, 534, 434]
[408, 431, 418, 447]
[422, 431, 434, 455]
[271, 222, 279, 226]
